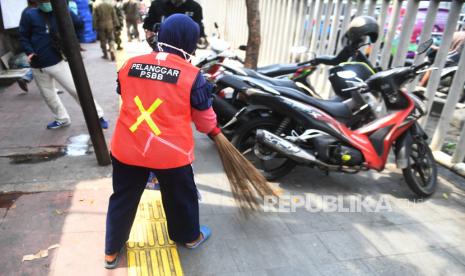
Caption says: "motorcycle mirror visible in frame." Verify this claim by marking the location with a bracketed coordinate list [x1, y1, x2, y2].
[417, 38, 434, 55]
[336, 70, 357, 79]
[214, 22, 219, 29]
[238, 45, 247, 51]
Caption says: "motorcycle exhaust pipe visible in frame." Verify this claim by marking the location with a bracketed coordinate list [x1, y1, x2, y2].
[256, 129, 338, 169]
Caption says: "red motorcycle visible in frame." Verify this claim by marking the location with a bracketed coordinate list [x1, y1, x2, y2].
[232, 41, 437, 197]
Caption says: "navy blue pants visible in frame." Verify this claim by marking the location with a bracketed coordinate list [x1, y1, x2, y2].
[105, 155, 200, 255]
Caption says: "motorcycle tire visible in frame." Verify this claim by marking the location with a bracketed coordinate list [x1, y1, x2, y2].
[231, 116, 296, 180]
[402, 138, 437, 197]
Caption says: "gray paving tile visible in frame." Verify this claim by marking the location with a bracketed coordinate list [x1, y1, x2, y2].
[316, 260, 372, 276]
[278, 209, 341, 234]
[380, 198, 445, 225]
[413, 249, 465, 276]
[445, 246, 465, 267]
[421, 220, 465, 248]
[352, 223, 438, 255]
[178, 239, 239, 275]
[317, 230, 381, 261]
[200, 213, 247, 240]
[239, 212, 292, 238]
[226, 237, 291, 271]
[425, 198, 465, 221]
[277, 233, 338, 266]
[212, 270, 268, 276]
[399, 222, 463, 250]
[266, 265, 320, 276]
[362, 255, 424, 275]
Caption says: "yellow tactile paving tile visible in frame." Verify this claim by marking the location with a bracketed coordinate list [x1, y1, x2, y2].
[127, 190, 183, 276]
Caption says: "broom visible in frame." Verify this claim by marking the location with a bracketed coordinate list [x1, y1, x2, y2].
[210, 129, 279, 210]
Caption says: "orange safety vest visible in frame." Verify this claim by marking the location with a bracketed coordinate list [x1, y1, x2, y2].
[111, 52, 199, 169]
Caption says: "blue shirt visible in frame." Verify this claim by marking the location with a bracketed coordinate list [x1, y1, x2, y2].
[19, 8, 82, 69]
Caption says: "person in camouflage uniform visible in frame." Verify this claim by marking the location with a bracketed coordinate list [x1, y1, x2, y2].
[122, 0, 140, 41]
[93, 0, 120, 60]
[113, 0, 124, 50]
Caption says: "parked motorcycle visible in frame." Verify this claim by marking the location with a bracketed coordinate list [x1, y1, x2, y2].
[231, 39, 437, 198]
[211, 16, 381, 132]
[212, 41, 378, 135]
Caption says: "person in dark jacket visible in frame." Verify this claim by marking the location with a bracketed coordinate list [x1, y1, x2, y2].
[19, 0, 109, 129]
[143, 0, 205, 41]
[104, 14, 217, 269]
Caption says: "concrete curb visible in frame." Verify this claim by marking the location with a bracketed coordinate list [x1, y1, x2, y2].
[433, 151, 465, 178]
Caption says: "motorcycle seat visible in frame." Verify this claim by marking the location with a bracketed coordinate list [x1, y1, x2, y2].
[242, 68, 303, 91]
[272, 86, 353, 122]
[441, 66, 457, 79]
[257, 63, 300, 77]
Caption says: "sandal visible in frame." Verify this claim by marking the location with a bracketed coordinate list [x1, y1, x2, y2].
[185, 225, 211, 249]
[104, 247, 125, 269]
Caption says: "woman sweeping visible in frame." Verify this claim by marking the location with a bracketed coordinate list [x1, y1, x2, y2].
[104, 14, 219, 269]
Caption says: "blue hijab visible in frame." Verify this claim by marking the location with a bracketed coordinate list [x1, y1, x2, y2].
[158, 14, 200, 58]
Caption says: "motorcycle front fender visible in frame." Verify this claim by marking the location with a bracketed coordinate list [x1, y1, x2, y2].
[395, 130, 413, 169]
[395, 122, 428, 169]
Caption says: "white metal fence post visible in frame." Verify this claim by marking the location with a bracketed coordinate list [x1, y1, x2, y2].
[336, 0, 352, 53]
[380, 0, 403, 69]
[367, 0, 376, 17]
[309, 0, 325, 55]
[452, 126, 465, 163]
[430, 45, 465, 151]
[320, 0, 343, 96]
[289, 0, 306, 62]
[355, 0, 366, 16]
[298, 0, 315, 61]
[406, 0, 440, 91]
[276, 0, 294, 62]
[392, 0, 420, 67]
[421, 0, 464, 127]
[369, 0, 390, 66]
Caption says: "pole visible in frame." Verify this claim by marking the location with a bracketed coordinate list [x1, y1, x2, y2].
[50, 0, 111, 166]
[430, 45, 465, 151]
[392, 0, 420, 67]
[420, 0, 463, 127]
[380, 0, 403, 69]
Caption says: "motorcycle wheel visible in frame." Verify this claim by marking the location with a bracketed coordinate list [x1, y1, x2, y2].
[402, 138, 437, 197]
[231, 117, 296, 180]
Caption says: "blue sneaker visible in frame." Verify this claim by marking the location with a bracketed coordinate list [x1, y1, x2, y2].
[99, 117, 109, 129]
[46, 120, 70, 129]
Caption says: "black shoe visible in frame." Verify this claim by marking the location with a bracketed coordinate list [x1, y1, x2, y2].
[17, 79, 28, 92]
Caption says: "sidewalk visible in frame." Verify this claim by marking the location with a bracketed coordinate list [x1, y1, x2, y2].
[1, 40, 465, 276]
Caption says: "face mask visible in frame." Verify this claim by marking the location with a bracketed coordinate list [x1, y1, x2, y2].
[39, 2, 53, 12]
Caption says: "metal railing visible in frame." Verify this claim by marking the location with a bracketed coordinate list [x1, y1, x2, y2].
[198, 0, 465, 173]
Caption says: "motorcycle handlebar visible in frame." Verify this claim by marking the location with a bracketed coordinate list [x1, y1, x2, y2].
[414, 61, 430, 72]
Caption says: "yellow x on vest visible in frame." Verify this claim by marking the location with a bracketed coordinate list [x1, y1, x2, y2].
[129, 96, 163, 135]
